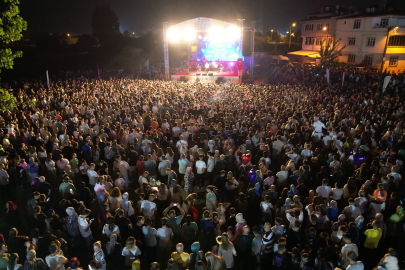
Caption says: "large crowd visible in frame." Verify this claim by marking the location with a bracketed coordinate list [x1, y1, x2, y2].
[0, 65, 404, 270]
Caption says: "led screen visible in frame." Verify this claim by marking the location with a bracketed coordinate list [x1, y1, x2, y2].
[196, 34, 240, 61]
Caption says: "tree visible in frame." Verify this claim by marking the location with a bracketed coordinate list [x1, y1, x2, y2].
[91, 3, 122, 47]
[0, 0, 27, 110]
[77, 34, 98, 50]
[320, 38, 346, 84]
[319, 38, 346, 68]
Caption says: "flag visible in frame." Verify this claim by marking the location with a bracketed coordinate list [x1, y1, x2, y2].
[326, 68, 330, 84]
[146, 59, 149, 71]
[46, 70, 50, 88]
[342, 72, 345, 87]
[382, 76, 391, 94]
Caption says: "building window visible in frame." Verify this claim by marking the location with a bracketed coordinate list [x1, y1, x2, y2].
[325, 23, 329, 29]
[364, 55, 373, 66]
[348, 37, 356, 45]
[388, 35, 405, 46]
[348, 54, 356, 63]
[389, 56, 399, 67]
[315, 38, 321, 45]
[366, 37, 376, 47]
[304, 24, 314, 31]
[316, 23, 322, 30]
[305, 37, 314, 45]
[353, 19, 361, 29]
[380, 18, 389, 27]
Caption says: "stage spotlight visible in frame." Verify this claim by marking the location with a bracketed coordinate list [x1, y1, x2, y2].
[183, 27, 195, 42]
[167, 27, 180, 42]
[208, 26, 223, 41]
[230, 62, 234, 66]
[226, 26, 240, 41]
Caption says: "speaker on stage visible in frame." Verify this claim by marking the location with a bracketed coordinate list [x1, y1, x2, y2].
[202, 74, 207, 76]
[208, 73, 213, 76]
[243, 30, 252, 57]
[196, 73, 201, 76]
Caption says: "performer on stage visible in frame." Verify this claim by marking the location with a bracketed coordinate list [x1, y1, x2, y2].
[219, 63, 224, 74]
[196, 64, 201, 73]
[185, 62, 190, 74]
[205, 62, 210, 74]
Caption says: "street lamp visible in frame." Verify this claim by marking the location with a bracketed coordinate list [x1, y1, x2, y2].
[289, 23, 296, 47]
[322, 26, 329, 42]
[271, 29, 273, 41]
[67, 33, 71, 44]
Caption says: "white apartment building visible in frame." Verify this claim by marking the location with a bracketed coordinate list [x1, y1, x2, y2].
[300, 9, 405, 72]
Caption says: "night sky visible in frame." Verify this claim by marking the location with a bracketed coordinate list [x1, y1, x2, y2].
[20, 0, 403, 36]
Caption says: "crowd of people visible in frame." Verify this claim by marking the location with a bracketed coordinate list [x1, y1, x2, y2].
[0, 65, 404, 270]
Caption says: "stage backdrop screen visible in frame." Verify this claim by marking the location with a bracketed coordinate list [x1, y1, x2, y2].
[196, 34, 240, 61]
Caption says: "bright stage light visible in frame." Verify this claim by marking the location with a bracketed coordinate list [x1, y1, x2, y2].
[213, 62, 218, 68]
[183, 27, 195, 42]
[208, 26, 223, 41]
[230, 62, 234, 66]
[226, 26, 240, 41]
[167, 27, 180, 42]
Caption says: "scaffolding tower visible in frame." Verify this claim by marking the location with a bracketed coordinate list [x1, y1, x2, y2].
[250, 21, 256, 78]
[162, 22, 170, 81]
[238, 19, 244, 58]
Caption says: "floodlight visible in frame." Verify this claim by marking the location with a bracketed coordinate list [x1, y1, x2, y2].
[225, 26, 240, 41]
[208, 26, 223, 41]
[183, 27, 195, 42]
[167, 27, 180, 42]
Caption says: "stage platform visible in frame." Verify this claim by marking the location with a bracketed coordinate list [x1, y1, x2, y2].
[171, 71, 239, 84]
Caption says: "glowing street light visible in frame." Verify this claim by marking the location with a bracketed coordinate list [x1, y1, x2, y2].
[67, 33, 71, 44]
[289, 22, 296, 47]
[323, 26, 329, 41]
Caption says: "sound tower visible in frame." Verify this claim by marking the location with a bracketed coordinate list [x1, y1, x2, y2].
[242, 30, 252, 57]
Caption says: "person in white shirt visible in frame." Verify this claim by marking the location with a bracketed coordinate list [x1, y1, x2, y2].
[87, 164, 99, 190]
[195, 155, 207, 189]
[102, 217, 121, 239]
[340, 234, 359, 269]
[45, 243, 68, 270]
[301, 143, 313, 160]
[140, 194, 157, 221]
[316, 179, 332, 200]
[346, 250, 364, 270]
[322, 133, 332, 149]
[276, 165, 288, 188]
[117, 155, 130, 186]
[78, 208, 94, 256]
[285, 208, 304, 228]
[176, 136, 188, 155]
[313, 119, 325, 134]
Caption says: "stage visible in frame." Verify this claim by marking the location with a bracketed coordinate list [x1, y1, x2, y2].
[171, 70, 240, 84]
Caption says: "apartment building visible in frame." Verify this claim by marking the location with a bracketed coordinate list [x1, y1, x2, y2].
[299, 6, 405, 72]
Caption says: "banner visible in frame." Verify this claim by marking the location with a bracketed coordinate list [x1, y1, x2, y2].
[146, 59, 149, 71]
[342, 72, 345, 87]
[46, 70, 50, 88]
[382, 76, 391, 93]
[326, 68, 330, 84]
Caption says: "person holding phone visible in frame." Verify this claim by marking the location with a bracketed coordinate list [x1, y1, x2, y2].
[78, 208, 94, 258]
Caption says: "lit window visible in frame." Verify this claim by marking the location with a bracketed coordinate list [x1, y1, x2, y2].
[348, 37, 356, 45]
[389, 56, 399, 67]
